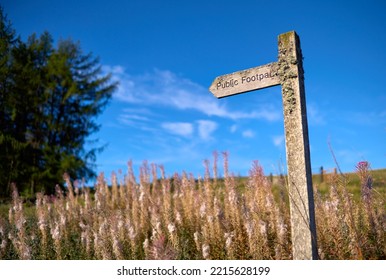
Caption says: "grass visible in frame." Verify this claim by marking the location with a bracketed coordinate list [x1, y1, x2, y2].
[0, 155, 385, 260]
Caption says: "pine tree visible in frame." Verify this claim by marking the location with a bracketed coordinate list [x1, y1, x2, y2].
[0, 7, 23, 197]
[0, 7, 117, 196]
[38, 37, 117, 194]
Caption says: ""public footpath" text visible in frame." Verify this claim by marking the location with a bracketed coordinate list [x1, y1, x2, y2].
[216, 71, 277, 90]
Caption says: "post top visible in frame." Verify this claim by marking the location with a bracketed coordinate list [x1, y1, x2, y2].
[278, 30, 299, 42]
[279, 30, 297, 36]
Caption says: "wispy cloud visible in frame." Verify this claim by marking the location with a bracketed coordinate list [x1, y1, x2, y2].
[230, 124, 237, 133]
[336, 149, 367, 165]
[99, 65, 287, 176]
[160, 120, 217, 141]
[242, 130, 255, 138]
[307, 103, 326, 125]
[197, 120, 218, 140]
[161, 122, 194, 138]
[118, 113, 150, 124]
[104, 66, 281, 122]
[345, 110, 386, 126]
[272, 135, 285, 147]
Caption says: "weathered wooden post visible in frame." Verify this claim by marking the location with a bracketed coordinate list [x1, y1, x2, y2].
[209, 31, 318, 259]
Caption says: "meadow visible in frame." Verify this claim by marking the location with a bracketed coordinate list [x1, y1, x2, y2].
[0, 153, 385, 260]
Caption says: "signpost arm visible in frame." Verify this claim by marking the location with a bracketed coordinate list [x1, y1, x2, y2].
[278, 31, 318, 260]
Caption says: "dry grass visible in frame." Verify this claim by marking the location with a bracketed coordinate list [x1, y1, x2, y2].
[0, 154, 384, 259]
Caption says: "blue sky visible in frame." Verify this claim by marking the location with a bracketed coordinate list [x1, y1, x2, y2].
[3, 0, 386, 180]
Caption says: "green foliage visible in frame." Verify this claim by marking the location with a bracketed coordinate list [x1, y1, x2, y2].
[0, 7, 117, 196]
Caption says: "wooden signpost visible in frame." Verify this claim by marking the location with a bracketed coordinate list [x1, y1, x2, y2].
[209, 31, 318, 260]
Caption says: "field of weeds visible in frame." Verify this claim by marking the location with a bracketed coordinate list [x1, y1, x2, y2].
[0, 154, 385, 260]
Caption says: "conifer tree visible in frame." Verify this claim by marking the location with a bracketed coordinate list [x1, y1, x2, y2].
[0, 7, 23, 197]
[0, 7, 117, 196]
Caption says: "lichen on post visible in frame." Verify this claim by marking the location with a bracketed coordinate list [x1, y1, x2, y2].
[278, 31, 318, 260]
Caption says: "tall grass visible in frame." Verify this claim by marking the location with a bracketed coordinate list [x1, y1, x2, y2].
[0, 154, 384, 259]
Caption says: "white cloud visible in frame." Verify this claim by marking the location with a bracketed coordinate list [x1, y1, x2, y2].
[197, 120, 218, 140]
[120, 114, 149, 122]
[105, 66, 281, 122]
[242, 130, 255, 138]
[307, 103, 325, 125]
[272, 135, 285, 147]
[161, 122, 194, 138]
[230, 124, 237, 133]
[109, 65, 125, 75]
[336, 149, 366, 165]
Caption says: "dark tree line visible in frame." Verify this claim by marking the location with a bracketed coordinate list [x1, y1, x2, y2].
[0, 7, 117, 197]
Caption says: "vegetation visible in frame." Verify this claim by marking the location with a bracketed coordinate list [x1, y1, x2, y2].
[0, 154, 384, 260]
[0, 6, 384, 261]
[0, 7, 117, 197]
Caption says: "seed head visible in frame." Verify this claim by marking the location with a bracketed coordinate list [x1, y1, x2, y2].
[168, 223, 176, 234]
[202, 244, 210, 259]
